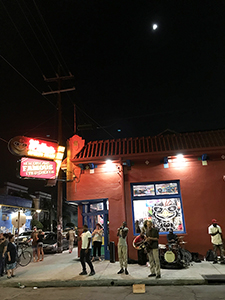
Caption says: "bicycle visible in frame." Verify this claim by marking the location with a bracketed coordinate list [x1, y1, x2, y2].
[17, 243, 32, 267]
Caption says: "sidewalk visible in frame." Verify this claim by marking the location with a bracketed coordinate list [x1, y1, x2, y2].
[1, 248, 225, 287]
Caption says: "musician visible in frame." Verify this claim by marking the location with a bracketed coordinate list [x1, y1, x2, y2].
[208, 219, 225, 264]
[133, 232, 147, 265]
[117, 221, 129, 275]
[145, 220, 161, 279]
[167, 228, 178, 244]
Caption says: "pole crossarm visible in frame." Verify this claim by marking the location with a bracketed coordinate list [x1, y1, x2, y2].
[42, 87, 75, 95]
[43, 73, 74, 82]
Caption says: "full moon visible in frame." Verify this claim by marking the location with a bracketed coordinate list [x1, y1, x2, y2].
[153, 24, 158, 30]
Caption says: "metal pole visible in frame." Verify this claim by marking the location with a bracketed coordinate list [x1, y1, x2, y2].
[57, 67, 63, 253]
[17, 211, 20, 247]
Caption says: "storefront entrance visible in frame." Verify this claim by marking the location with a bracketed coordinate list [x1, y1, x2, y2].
[82, 199, 110, 260]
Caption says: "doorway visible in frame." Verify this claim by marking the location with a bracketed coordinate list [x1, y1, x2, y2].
[82, 199, 109, 260]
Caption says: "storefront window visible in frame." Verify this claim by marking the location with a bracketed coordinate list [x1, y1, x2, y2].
[131, 180, 185, 235]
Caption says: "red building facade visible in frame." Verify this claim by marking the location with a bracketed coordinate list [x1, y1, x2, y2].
[65, 130, 225, 260]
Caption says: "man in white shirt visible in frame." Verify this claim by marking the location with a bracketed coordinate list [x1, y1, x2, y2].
[79, 224, 95, 276]
[208, 219, 225, 264]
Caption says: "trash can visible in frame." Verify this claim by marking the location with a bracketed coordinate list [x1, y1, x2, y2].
[110, 241, 115, 263]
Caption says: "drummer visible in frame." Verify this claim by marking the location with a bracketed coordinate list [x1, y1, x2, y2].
[167, 228, 178, 244]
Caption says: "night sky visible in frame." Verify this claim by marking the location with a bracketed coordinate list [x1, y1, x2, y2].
[0, 1, 225, 189]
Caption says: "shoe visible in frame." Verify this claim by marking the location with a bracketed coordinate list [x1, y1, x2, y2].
[125, 269, 129, 275]
[91, 257, 95, 262]
[98, 257, 102, 262]
[79, 271, 87, 275]
[213, 261, 218, 264]
[89, 271, 95, 276]
[156, 275, 161, 279]
[117, 269, 124, 274]
[148, 273, 156, 277]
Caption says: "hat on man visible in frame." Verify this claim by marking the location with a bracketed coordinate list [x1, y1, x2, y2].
[212, 219, 217, 224]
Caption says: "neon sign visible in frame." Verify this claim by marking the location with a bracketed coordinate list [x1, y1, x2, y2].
[20, 157, 57, 179]
[9, 136, 65, 181]
[27, 139, 56, 159]
[8, 136, 59, 159]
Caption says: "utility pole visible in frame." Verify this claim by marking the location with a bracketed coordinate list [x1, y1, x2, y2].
[42, 68, 75, 252]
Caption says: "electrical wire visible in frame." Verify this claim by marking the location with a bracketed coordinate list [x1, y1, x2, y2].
[32, 0, 71, 75]
[0, 54, 56, 108]
[0, 0, 44, 76]
[0, 137, 8, 143]
[16, 0, 56, 74]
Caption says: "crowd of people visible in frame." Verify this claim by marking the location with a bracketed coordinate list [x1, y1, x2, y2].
[1, 218, 224, 280]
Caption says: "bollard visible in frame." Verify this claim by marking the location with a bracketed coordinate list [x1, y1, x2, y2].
[110, 241, 115, 263]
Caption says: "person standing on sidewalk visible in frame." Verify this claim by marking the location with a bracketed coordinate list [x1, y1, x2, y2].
[91, 223, 103, 262]
[29, 227, 39, 262]
[146, 220, 161, 279]
[68, 228, 76, 254]
[117, 221, 129, 275]
[6, 235, 17, 279]
[37, 229, 44, 262]
[208, 219, 225, 264]
[79, 224, 95, 276]
[0, 231, 8, 277]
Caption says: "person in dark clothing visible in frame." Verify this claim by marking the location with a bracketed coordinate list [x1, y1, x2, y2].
[133, 232, 148, 265]
[37, 229, 44, 262]
[0, 231, 8, 276]
[6, 235, 17, 279]
[167, 228, 178, 244]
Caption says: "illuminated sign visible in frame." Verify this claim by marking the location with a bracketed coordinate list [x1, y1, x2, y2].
[27, 139, 56, 159]
[20, 157, 57, 179]
[8, 136, 58, 159]
[9, 136, 65, 181]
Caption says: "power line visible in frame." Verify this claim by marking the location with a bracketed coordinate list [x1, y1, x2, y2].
[16, 0, 56, 74]
[0, 55, 56, 108]
[33, 0, 71, 75]
[0, 0, 44, 76]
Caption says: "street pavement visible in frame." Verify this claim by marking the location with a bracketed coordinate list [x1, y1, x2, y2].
[0, 247, 225, 288]
[2, 286, 225, 300]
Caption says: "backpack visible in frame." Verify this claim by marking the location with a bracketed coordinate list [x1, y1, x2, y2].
[66, 232, 69, 240]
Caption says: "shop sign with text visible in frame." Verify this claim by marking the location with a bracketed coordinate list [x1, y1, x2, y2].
[20, 157, 57, 179]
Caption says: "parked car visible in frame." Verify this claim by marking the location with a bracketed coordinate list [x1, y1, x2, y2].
[43, 232, 69, 253]
[15, 230, 33, 245]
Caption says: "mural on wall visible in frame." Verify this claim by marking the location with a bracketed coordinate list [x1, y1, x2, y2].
[131, 181, 185, 234]
[133, 198, 183, 232]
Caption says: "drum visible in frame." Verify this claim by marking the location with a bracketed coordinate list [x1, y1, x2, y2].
[164, 250, 177, 263]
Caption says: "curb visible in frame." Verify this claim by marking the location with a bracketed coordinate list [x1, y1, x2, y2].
[1, 278, 206, 288]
